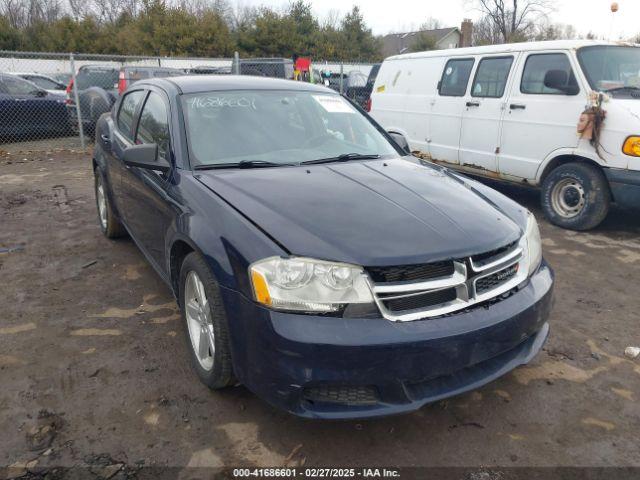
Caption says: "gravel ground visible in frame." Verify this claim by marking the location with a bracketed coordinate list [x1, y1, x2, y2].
[1, 151, 639, 478]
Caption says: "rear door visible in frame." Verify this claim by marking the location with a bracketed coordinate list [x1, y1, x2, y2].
[499, 51, 583, 181]
[108, 89, 146, 208]
[459, 55, 517, 173]
[428, 57, 475, 164]
[0, 77, 18, 138]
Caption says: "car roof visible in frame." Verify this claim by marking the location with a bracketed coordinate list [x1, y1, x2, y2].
[386, 39, 638, 61]
[149, 75, 336, 94]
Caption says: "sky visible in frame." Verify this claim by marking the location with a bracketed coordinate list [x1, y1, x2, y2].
[243, 0, 640, 39]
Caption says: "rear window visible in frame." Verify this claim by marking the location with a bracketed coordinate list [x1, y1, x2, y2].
[76, 68, 118, 90]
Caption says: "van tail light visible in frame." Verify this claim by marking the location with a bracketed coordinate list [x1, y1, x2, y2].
[365, 97, 372, 112]
[118, 71, 127, 94]
[65, 78, 74, 105]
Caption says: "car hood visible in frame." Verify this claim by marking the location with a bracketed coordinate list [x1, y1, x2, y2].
[196, 158, 524, 266]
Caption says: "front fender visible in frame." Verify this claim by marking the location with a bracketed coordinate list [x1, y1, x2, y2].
[166, 172, 288, 296]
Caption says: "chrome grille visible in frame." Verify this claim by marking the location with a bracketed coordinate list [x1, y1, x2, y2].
[366, 240, 527, 322]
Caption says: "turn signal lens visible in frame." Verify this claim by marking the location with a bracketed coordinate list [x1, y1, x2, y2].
[251, 270, 272, 306]
[622, 136, 640, 157]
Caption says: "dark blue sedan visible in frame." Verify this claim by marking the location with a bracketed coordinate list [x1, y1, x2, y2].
[93, 76, 553, 419]
[0, 73, 71, 141]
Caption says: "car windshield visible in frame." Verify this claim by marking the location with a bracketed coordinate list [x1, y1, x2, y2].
[578, 46, 640, 94]
[1, 76, 40, 95]
[26, 76, 61, 90]
[182, 90, 398, 167]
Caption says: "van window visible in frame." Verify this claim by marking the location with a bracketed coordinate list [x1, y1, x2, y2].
[521, 53, 578, 95]
[439, 58, 474, 97]
[471, 56, 513, 98]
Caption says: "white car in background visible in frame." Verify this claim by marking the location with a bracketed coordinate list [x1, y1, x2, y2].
[12, 72, 67, 96]
[370, 40, 640, 230]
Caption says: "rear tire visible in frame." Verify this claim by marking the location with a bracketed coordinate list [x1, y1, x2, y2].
[94, 169, 126, 238]
[541, 162, 610, 231]
[179, 252, 236, 390]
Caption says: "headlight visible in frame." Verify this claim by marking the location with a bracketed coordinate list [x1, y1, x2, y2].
[523, 211, 542, 276]
[249, 257, 374, 312]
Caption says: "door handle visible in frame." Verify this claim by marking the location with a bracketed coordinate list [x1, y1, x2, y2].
[466, 101, 480, 107]
[510, 104, 526, 110]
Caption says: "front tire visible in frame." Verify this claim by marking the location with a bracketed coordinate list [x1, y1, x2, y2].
[94, 170, 126, 238]
[541, 162, 610, 231]
[179, 252, 235, 390]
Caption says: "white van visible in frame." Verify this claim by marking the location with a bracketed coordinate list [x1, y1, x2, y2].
[370, 40, 640, 230]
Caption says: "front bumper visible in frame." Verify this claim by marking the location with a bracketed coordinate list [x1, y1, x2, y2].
[220, 264, 554, 419]
[605, 168, 640, 209]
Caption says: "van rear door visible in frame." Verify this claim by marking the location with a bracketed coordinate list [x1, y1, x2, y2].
[458, 55, 517, 173]
[498, 51, 583, 181]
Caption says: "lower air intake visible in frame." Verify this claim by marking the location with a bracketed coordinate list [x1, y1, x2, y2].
[303, 385, 378, 405]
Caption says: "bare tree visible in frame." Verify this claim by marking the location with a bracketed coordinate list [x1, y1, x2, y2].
[470, 0, 553, 43]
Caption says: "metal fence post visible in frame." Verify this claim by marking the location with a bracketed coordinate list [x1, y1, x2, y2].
[70, 53, 86, 149]
[339, 62, 344, 95]
[234, 51, 240, 75]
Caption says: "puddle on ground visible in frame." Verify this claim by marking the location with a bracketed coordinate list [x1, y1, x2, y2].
[0, 322, 36, 335]
[70, 328, 122, 336]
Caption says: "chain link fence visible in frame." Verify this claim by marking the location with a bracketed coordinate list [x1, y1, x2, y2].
[0, 50, 376, 153]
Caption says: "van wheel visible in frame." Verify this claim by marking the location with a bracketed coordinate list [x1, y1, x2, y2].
[541, 162, 610, 231]
[94, 170, 126, 238]
[179, 252, 235, 390]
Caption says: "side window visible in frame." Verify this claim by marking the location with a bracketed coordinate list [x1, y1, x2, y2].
[117, 90, 145, 141]
[439, 58, 474, 97]
[135, 92, 170, 160]
[471, 56, 514, 98]
[521, 53, 579, 95]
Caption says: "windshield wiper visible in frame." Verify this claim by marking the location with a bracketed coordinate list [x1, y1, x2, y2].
[194, 160, 295, 170]
[604, 86, 640, 93]
[301, 153, 381, 165]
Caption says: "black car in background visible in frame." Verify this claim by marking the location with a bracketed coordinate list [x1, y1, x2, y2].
[66, 65, 120, 134]
[345, 63, 381, 110]
[67, 65, 184, 134]
[0, 74, 71, 142]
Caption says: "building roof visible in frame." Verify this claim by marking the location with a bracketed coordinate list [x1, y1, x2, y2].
[381, 27, 460, 57]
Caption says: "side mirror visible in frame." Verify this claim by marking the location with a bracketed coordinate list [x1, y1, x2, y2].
[33, 89, 47, 97]
[123, 144, 170, 173]
[388, 131, 411, 154]
[544, 70, 578, 95]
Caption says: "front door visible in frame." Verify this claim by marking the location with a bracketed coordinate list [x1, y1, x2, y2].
[459, 56, 516, 173]
[499, 51, 584, 181]
[120, 89, 175, 272]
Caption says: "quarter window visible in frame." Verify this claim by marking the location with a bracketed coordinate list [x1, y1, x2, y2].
[135, 92, 170, 160]
[471, 57, 513, 98]
[439, 58, 474, 97]
[521, 53, 578, 95]
[117, 90, 145, 141]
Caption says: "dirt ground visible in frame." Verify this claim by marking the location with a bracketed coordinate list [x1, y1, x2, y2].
[1, 151, 639, 478]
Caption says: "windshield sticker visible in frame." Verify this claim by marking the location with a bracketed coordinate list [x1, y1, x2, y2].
[312, 95, 355, 113]
[187, 96, 257, 110]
